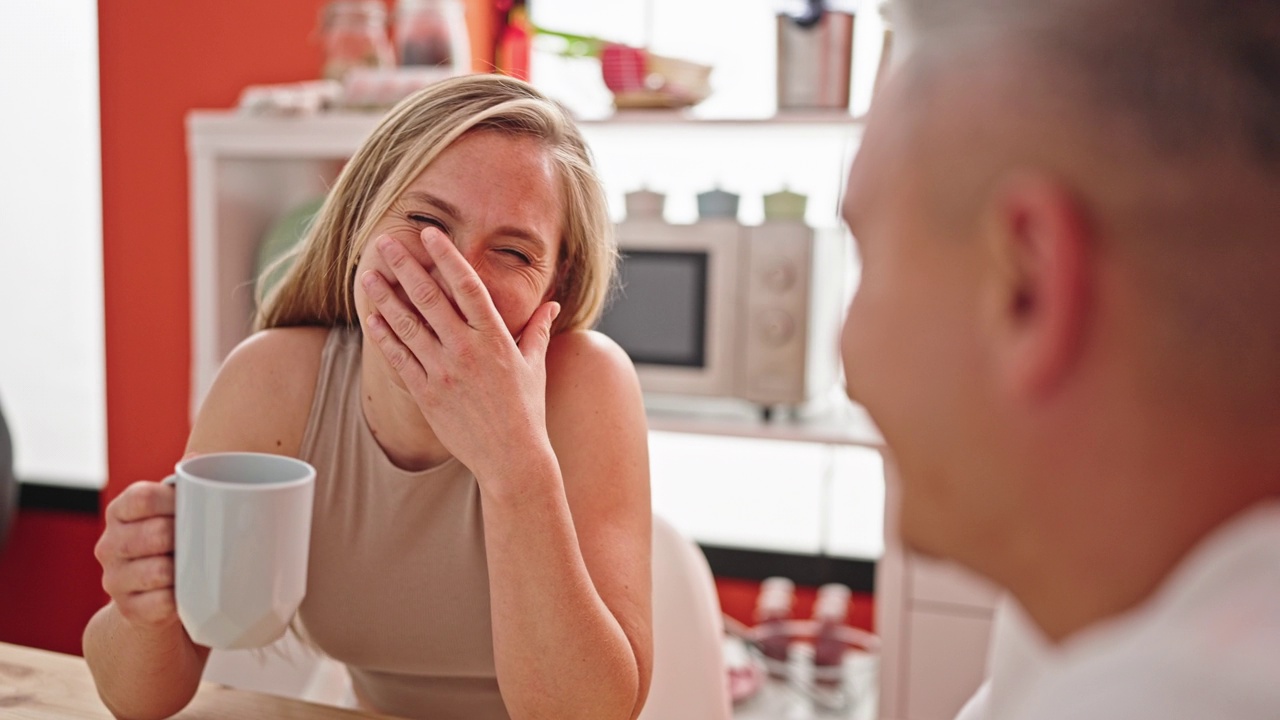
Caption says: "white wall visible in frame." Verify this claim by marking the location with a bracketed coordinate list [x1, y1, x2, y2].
[530, 0, 887, 121]
[0, 1, 106, 489]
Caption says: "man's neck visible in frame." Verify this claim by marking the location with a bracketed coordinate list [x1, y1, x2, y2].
[999, 434, 1280, 643]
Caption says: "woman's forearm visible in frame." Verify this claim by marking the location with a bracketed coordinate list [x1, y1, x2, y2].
[83, 602, 207, 720]
[479, 454, 643, 720]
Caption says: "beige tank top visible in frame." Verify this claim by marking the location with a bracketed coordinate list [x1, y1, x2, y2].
[295, 327, 508, 720]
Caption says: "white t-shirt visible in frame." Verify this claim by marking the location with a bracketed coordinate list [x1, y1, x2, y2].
[957, 501, 1280, 720]
[954, 597, 1051, 720]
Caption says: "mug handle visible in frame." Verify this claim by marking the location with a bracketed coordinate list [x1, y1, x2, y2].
[163, 474, 177, 486]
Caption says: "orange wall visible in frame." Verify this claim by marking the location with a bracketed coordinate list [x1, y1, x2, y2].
[99, 1, 495, 504]
[0, 0, 332, 657]
[2, 0, 497, 656]
[99, 3, 327, 503]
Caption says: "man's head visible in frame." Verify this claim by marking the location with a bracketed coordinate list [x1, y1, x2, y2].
[841, 0, 1280, 579]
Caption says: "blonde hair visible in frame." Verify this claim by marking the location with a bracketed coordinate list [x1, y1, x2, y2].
[255, 74, 615, 335]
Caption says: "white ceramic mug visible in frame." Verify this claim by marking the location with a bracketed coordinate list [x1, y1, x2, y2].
[165, 452, 315, 650]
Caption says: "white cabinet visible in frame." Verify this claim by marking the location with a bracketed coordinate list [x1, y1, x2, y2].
[186, 112, 373, 413]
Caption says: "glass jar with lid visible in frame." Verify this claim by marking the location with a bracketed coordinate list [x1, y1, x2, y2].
[394, 0, 470, 72]
[320, 0, 396, 82]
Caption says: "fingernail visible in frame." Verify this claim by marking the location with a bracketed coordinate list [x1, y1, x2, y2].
[376, 236, 394, 252]
[551, 303, 562, 321]
[361, 271, 378, 288]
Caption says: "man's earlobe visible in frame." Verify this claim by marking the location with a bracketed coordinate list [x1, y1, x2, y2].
[985, 172, 1092, 401]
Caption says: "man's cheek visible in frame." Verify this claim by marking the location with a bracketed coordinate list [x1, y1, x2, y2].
[840, 305, 878, 407]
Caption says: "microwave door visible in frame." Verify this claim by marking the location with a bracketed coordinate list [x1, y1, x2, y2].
[599, 221, 741, 399]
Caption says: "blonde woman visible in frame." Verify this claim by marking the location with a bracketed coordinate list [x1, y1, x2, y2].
[85, 74, 653, 720]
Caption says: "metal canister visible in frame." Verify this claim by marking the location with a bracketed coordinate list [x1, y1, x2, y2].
[777, 0, 855, 110]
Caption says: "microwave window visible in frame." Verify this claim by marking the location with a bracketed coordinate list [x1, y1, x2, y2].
[597, 250, 708, 367]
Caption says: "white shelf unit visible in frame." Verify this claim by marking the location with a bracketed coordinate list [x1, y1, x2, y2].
[186, 109, 866, 413]
[186, 108, 994, 720]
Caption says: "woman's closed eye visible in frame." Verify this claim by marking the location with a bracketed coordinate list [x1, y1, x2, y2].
[408, 213, 450, 235]
[499, 248, 533, 265]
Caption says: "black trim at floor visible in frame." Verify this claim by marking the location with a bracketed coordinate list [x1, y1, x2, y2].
[9, 483, 877, 591]
[698, 544, 876, 594]
[17, 482, 100, 515]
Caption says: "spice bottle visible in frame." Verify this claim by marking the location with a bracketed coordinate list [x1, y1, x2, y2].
[394, 0, 470, 70]
[321, 0, 395, 82]
[754, 576, 795, 678]
[812, 582, 852, 688]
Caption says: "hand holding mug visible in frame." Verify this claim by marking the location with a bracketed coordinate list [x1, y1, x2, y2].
[95, 480, 179, 630]
[95, 452, 316, 650]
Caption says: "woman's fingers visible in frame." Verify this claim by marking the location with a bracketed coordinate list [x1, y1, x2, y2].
[96, 481, 180, 628]
[107, 481, 174, 523]
[117, 588, 179, 629]
[103, 554, 175, 598]
[416, 228, 504, 332]
[97, 484, 175, 566]
[367, 312, 433, 400]
[368, 235, 466, 344]
[115, 516, 176, 561]
[360, 263, 441, 388]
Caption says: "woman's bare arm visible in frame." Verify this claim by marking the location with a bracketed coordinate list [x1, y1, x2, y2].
[480, 331, 653, 720]
[83, 328, 324, 719]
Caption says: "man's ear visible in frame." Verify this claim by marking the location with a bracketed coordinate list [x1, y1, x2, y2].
[982, 171, 1093, 402]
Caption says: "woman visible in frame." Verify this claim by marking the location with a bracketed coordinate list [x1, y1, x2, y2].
[84, 74, 653, 720]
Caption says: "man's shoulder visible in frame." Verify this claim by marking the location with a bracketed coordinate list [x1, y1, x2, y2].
[1011, 507, 1280, 720]
[1014, 628, 1280, 720]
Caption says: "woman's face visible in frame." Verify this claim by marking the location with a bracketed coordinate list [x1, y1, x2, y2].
[354, 130, 565, 339]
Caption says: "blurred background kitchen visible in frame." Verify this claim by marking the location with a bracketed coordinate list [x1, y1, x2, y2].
[0, 3, 996, 719]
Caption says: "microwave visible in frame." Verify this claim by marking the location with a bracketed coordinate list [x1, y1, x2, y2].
[596, 217, 848, 414]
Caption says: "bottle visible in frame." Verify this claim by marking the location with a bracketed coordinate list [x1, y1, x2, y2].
[754, 576, 795, 678]
[812, 583, 852, 688]
[395, 0, 470, 71]
[320, 0, 396, 82]
[493, 3, 532, 81]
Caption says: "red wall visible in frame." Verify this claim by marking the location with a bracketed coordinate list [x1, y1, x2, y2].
[0, 510, 104, 655]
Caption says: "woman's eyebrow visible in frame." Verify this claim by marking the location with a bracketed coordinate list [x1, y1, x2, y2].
[402, 191, 463, 221]
[493, 225, 550, 250]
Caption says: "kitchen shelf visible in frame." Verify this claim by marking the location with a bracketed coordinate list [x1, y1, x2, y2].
[646, 397, 882, 449]
[186, 109, 863, 412]
[190, 108, 864, 147]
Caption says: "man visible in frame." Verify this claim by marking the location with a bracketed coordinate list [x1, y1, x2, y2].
[839, 0, 1280, 717]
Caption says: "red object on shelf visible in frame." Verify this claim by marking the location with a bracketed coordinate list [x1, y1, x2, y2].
[600, 43, 649, 93]
[492, 0, 530, 80]
[495, 15, 529, 79]
[715, 576, 875, 634]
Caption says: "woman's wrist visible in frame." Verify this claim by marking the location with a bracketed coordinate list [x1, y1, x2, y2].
[474, 439, 563, 507]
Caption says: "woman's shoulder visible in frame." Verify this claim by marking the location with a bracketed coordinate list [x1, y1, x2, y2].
[545, 329, 638, 389]
[185, 326, 333, 456]
[218, 326, 332, 391]
[544, 329, 644, 421]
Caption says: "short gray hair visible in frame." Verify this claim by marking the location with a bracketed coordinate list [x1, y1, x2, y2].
[893, 0, 1280, 174]
[890, 0, 1280, 417]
